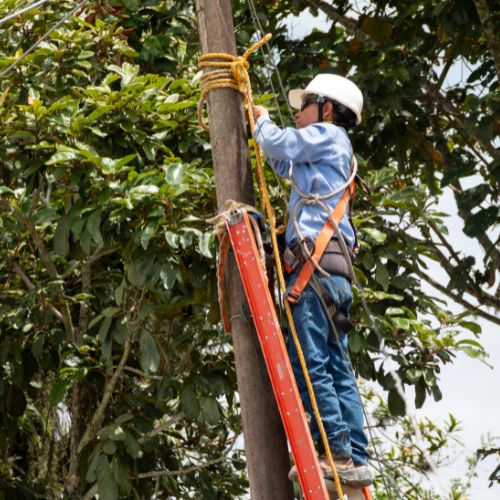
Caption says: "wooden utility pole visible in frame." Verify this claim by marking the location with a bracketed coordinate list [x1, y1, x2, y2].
[195, 1, 293, 499]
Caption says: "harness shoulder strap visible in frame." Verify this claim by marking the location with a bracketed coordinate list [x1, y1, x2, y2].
[286, 180, 355, 304]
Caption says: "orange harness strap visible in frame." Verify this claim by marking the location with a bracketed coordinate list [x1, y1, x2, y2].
[286, 181, 356, 304]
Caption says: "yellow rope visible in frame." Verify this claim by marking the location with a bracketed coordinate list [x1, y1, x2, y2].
[198, 34, 345, 500]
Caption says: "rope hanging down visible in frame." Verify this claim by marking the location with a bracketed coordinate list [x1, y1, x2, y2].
[198, 35, 346, 499]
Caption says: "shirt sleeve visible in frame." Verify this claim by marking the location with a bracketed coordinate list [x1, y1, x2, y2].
[254, 116, 342, 165]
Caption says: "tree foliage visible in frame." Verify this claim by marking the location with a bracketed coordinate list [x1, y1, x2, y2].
[0, 0, 497, 498]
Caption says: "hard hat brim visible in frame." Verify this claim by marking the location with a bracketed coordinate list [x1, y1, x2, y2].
[288, 89, 306, 110]
[288, 84, 362, 125]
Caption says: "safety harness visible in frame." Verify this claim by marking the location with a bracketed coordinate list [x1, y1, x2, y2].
[286, 164, 356, 304]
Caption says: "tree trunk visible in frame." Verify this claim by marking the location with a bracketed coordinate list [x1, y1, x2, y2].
[195, 1, 294, 499]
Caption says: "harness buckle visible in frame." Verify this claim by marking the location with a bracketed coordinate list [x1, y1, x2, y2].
[284, 287, 301, 304]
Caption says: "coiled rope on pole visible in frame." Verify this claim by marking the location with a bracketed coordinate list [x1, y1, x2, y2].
[198, 34, 345, 500]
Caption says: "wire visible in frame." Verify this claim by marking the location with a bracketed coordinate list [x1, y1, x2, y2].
[0, 0, 51, 26]
[0, 0, 30, 25]
[0, 0, 88, 81]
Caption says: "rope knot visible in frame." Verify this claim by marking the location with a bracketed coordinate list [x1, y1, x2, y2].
[197, 34, 272, 131]
[304, 193, 321, 205]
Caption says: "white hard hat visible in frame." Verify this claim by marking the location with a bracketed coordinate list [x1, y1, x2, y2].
[289, 74, 363, 125]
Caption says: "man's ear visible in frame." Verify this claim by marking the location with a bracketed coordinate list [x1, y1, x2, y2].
[323, 101, 334, 120]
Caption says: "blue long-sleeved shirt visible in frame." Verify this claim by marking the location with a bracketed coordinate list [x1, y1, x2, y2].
[254, 116, 356, 248]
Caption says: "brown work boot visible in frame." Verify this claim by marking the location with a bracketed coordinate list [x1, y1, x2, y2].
[319, 455, 373, 489]
[288, 456, 372, 489]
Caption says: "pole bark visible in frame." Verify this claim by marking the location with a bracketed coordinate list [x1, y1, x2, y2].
[195, 1, 293, 499]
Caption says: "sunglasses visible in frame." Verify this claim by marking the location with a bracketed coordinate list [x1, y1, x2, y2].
[300, 95, 325, 112]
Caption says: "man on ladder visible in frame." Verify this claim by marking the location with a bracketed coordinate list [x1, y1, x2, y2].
[253, 74, 373, 489]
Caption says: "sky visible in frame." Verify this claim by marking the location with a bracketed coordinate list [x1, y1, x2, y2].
[280, 7, 499, 499]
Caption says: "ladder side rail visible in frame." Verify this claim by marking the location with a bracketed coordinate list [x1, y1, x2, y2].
[225, 210, 329, 500]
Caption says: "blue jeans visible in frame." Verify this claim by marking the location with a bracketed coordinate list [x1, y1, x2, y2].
[286, 272, 369, 465]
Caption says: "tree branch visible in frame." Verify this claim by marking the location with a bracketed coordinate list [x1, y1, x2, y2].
[76, 330, 135, 455]
[422, 82, 498, 160]
[138, 414, 183, 445]
[306, 0, 375, 47]
[6, 194, 76, 341]
[67, 330, 136, 494]
[414, 268, 500, 326]
[427, 116, 500, 275]
[124, 365, 161, 379]
[307, 0, 499, 161]
[435, 54, 454, 91]
[426, 220, 461, 266]
[472, 0, 500, 77]
[420, 236, 498, 310]
[82, 430, 229, 500]
[76, 261, 91, 346]
[8, 257, 64, 322]
[385, 226, 499, 312]
[138, 454, 229, 479]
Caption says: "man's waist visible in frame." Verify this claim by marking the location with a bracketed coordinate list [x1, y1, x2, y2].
[283, 238, 353, 280]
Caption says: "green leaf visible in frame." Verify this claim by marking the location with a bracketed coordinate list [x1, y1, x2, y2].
[31, 334, 45, 358]
[198, 232, 214, 258]
[348, 331, 363, 353]
[163, 163, 186, 186]
[463, 207, 498, 237]
[103, 441, 117, 455]
[456, 184, 489, 211]
[112, 456, 132, 494]
[115, 413, 134, 425]
[99, 317, 113, 360]
[33, 207, 58, 225]
[49, 379, 70, 406]
[375, 264, 390, 291]
[457, 338, 483, 348]
[461, 346, 484, 359]
[459, 321, 482, 335]
[405, 368, 422, 383]
[165, 231, 179, 248]
[86, 210, 103, 246]
[181, 385, 199, 419]
[96, 455, 119, 500]
[390, 275, 410, 290]
[431, 384, 442, 402]
[141, 221, 157, 250]
[54, 216, 70, 257]
[363, 227, 387, 244]
[46, 150, 82, 165]
[86, 446, 102, 483]
[139, 330, 160, 373]
[111, 321, 130, 346]
[108, 62, 140, 86]
[388, 387, 406, 416]
[127, 257, 154, 287]
[160, 261, 177, 290]
[423, 369, 436, 386]
[0, 186, 15, 196]
[114, 279, 126, 306]
[200, 396, 220, 425]
[415, 381, 427, 409]
[85, 105, 115, 124]
[129, 184, 160, 197]
[124, 433, 142, 459]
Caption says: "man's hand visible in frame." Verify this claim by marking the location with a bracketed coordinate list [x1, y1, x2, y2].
[252, 105, 269, 120]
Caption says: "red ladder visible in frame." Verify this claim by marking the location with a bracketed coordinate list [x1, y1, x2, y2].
[225, 209, 372, 500]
